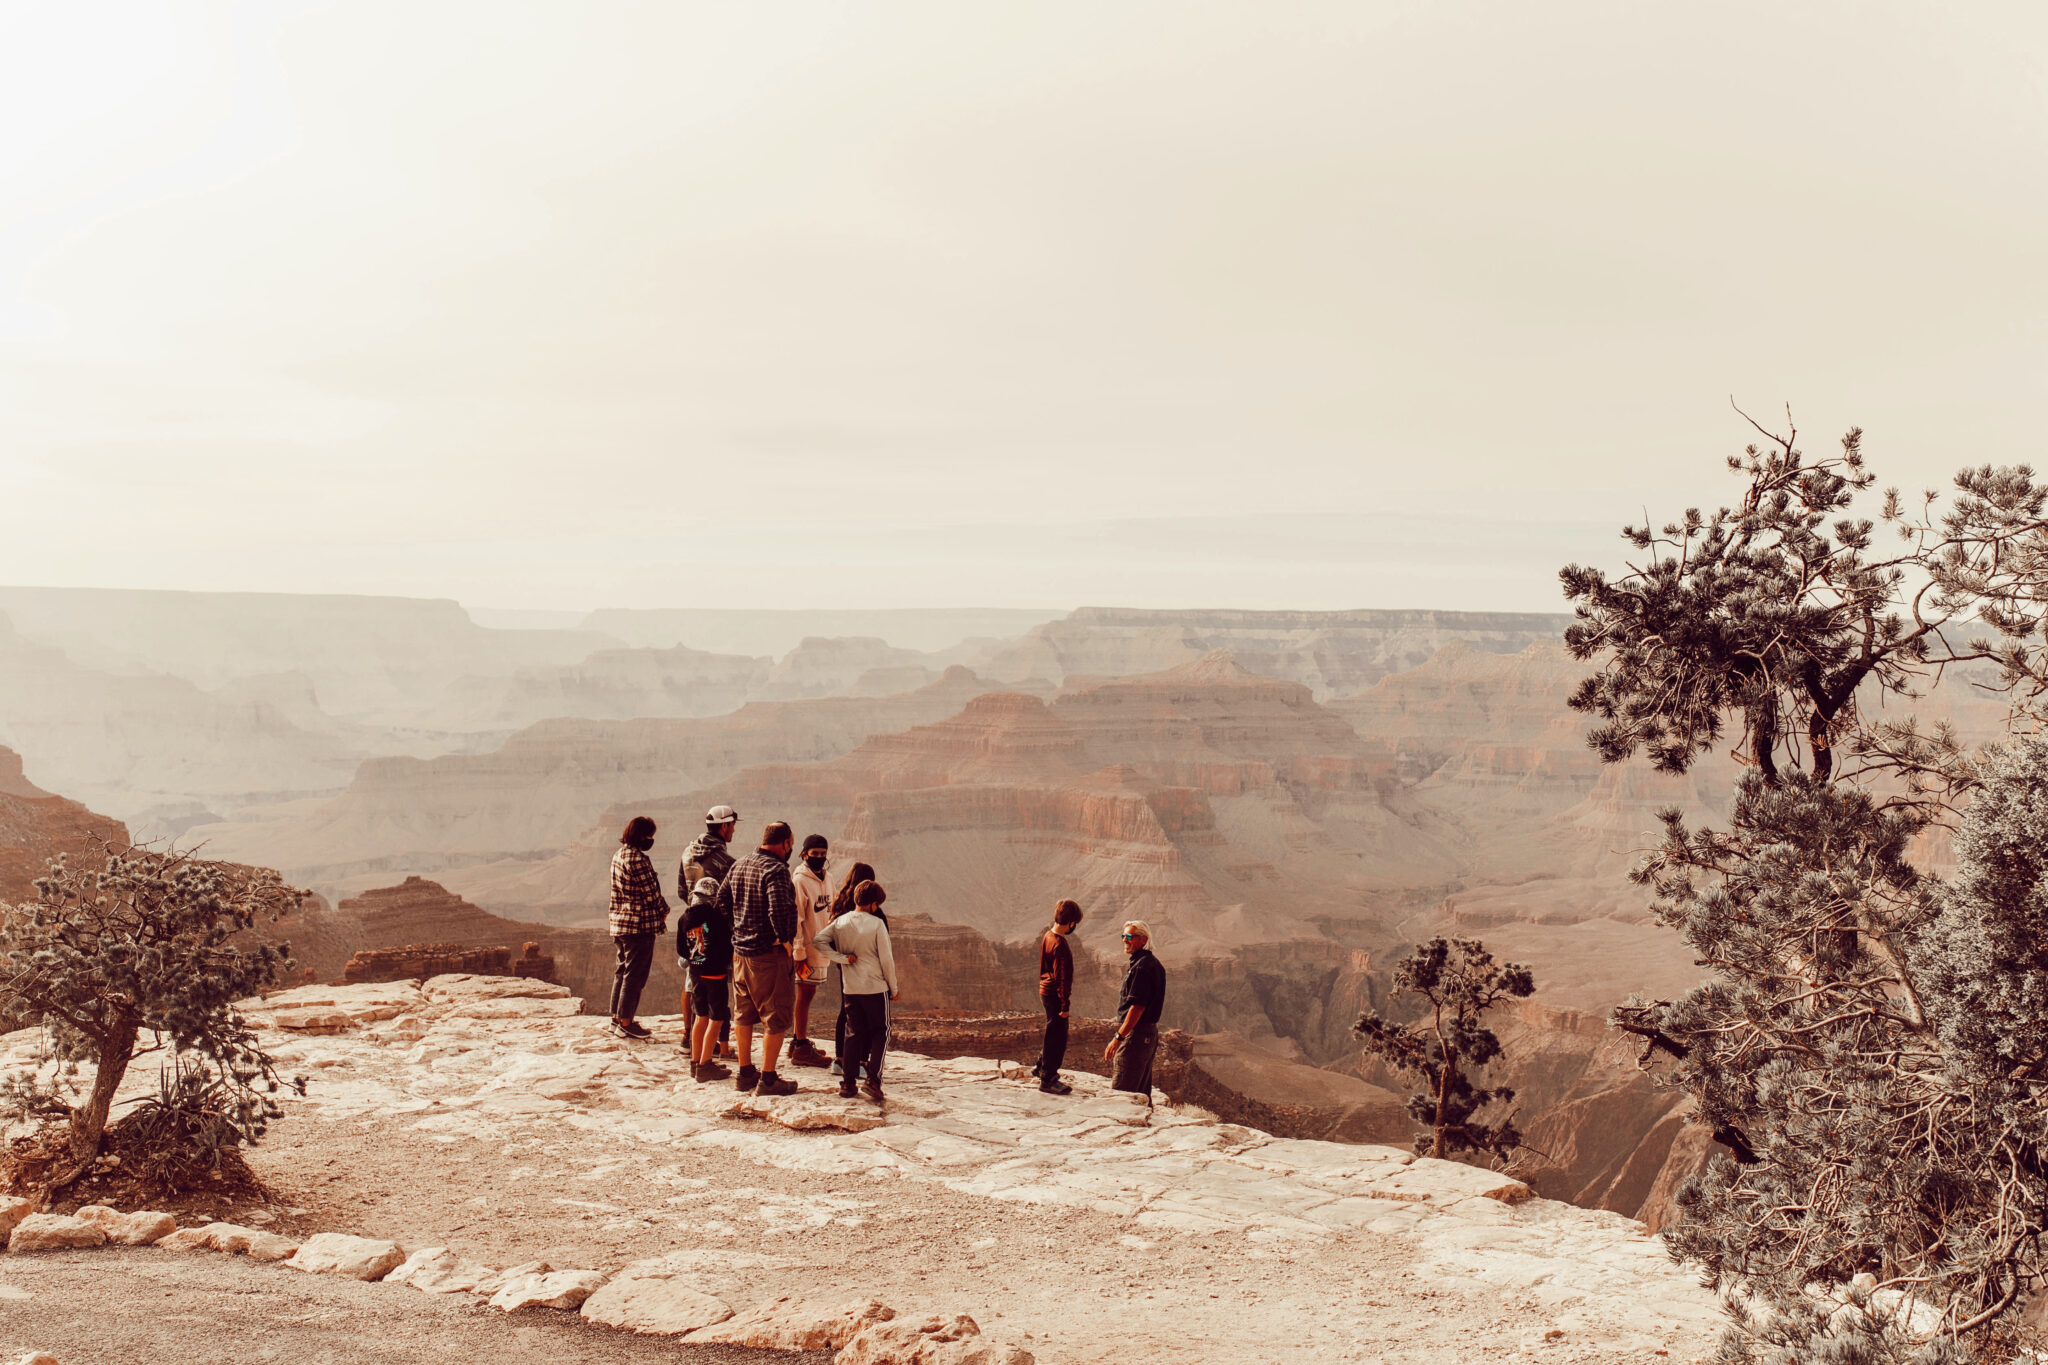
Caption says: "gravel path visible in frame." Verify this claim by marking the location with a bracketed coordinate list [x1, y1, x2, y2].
[0, 1248, 825, 1364]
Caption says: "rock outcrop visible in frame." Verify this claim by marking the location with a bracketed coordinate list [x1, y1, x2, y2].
[341, 940, 557, 986]
[0, 748, 129, 905]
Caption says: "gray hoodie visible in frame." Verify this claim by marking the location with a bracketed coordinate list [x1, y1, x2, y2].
[813, 910, 897, 997]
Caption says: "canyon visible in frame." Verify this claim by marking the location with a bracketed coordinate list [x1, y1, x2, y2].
[0, 593, 2008, 1233]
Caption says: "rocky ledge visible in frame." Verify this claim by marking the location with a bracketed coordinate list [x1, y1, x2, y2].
[4, 975, 1722, 1363]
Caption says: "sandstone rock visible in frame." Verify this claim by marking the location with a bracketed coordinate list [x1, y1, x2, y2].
[5, 1352, 61, 1365]
[386, 1246, 497, 1294]
[157, 1221, 299, 1260]
[835, 1313, 1033, 1365]
[0, 1196, 33, 1242]
[726, 1094, 888, 1132]
[73, 1206, 176, 1246]
[285, 1232, 406, 1280]
[489, 1268, 607, 1312]
[687, 1296, 893, 1351]
[471, 1259, 550, 1297]
[268, 1007, 353, 1034]
[7, 1214, 107, 1253]
[580, 1270, 733, 1334]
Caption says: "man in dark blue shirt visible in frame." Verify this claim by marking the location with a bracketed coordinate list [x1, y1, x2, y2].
[1105, 919, 1166, 1100]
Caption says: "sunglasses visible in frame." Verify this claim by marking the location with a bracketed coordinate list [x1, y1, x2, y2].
[1121, 933, 1140, 941]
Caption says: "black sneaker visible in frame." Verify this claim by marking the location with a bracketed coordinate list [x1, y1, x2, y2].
[735, 1064, 760, 1092]
[754, 1072, 798, 1098]
[1039, 1078, 1073, 1096]
[611, 1018, 652, 1040]
[838, 1082, 858, 1099]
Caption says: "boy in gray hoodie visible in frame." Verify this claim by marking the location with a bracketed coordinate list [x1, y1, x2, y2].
[812, 879, 898, 1103]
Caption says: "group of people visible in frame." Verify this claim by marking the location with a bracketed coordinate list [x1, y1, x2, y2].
[604, 805, 1169, 1103]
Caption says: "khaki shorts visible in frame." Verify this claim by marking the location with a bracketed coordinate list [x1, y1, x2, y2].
[733, 950, 795, 1033]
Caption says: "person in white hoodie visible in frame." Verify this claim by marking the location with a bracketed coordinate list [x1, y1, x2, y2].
[813, 879, 898, 1103]
[786, 834, 833, 1068]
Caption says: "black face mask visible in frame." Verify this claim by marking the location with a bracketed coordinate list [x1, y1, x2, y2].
[805, 855, 827, 873]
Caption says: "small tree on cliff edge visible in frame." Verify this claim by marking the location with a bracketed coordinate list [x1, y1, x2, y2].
[0, 844, 300, 1193]
[1354, 937, 1534, 1163]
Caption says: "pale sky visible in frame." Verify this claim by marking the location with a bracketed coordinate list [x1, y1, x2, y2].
[2, 1, 2043, 613]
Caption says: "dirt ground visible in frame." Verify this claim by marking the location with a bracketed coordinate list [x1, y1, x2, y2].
[0, 1247, 826, 1364]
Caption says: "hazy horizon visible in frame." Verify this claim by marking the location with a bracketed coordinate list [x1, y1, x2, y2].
[6, 2, 2043, 611]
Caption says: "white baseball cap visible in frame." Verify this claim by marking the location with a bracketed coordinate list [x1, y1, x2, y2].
[705, 804, 740, 824]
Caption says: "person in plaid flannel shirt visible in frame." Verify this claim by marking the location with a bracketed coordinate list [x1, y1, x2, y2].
[608, 815, 670, 1039]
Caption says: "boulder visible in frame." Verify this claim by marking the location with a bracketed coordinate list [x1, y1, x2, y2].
[0, 1196, 33, 1241]
[688, 1296, 893, 1351]
[73, 1206, 177, 1246]
[835, 1313, 1033, 1365]
[7, 1214, 107, 1253]
[581, 1270, 733, 1335]
[284, 1232, 406, 1280]
[157, 1222, 299, 1261]
[386, 1246, 497, 1294]
[489, 1268, 607, 1312]
[471, 1260, 550, 1296]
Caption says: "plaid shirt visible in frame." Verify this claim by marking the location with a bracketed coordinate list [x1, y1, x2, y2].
[716, 848, 797, 956]
[608, 845, 670, 937]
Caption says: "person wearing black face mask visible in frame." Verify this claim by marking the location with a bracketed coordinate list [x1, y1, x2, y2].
[786, 834, 833, 1068]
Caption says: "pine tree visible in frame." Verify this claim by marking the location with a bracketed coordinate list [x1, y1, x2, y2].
[0, 844, 299, 1193]
[1354, 937, 1534, 1162]
[1562, 411, 2048, 1361]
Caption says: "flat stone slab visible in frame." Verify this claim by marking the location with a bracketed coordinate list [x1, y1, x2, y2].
[489, 1267, 606, 1312]
[581, 1270, 734, 1334]
[284, 1232, 405, 1280]
[684, 1295, 894, 1351]
[158, 1221, 298, 1260]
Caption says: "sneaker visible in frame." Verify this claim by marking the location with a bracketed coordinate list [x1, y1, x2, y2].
[734, 1064, 760, 1093]
[787, 1039, 830, 1068]
[1038, 1078, 1073, 1096]
[611, 1018, 652, 1040]
[694, 1061, 731, 1083]
[861, 1080, 884, 1105]
[754, 1072, 798, 1098]
[828, 1059, 843, 1077]
[838, 1082, 858, 1099]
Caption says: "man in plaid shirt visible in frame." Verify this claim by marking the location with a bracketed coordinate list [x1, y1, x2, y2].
[714, 820, 800, 1095]
[608, 815, 670, 1039]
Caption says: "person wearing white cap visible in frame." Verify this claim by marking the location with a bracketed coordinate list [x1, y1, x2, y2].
[677, 805, 740, 1057]
[1104, 920, 1166, 1100]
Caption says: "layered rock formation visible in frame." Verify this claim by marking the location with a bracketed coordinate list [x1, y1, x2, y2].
[0, 746, 130, 904]
[984, 606, 1573, 697]
[210, 668, 1023, 899]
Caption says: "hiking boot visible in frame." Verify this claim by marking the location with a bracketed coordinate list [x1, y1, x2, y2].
[694, 1060, 731, 1083]
[734, 1064, 759, 1093]
[1038, 1078, 1073, 1096]
[861, 1080, 885, 1105]
[610, 1018, 652, 1041]
[787, 1039, 830, 1068]
[754, 1071, 798, 1098]
[838, 1081, 858, 1099]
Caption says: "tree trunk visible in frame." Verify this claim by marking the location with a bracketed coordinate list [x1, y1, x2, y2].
[66, 1022, 137, 1165]
[1431, 1048, 1456, 1160]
